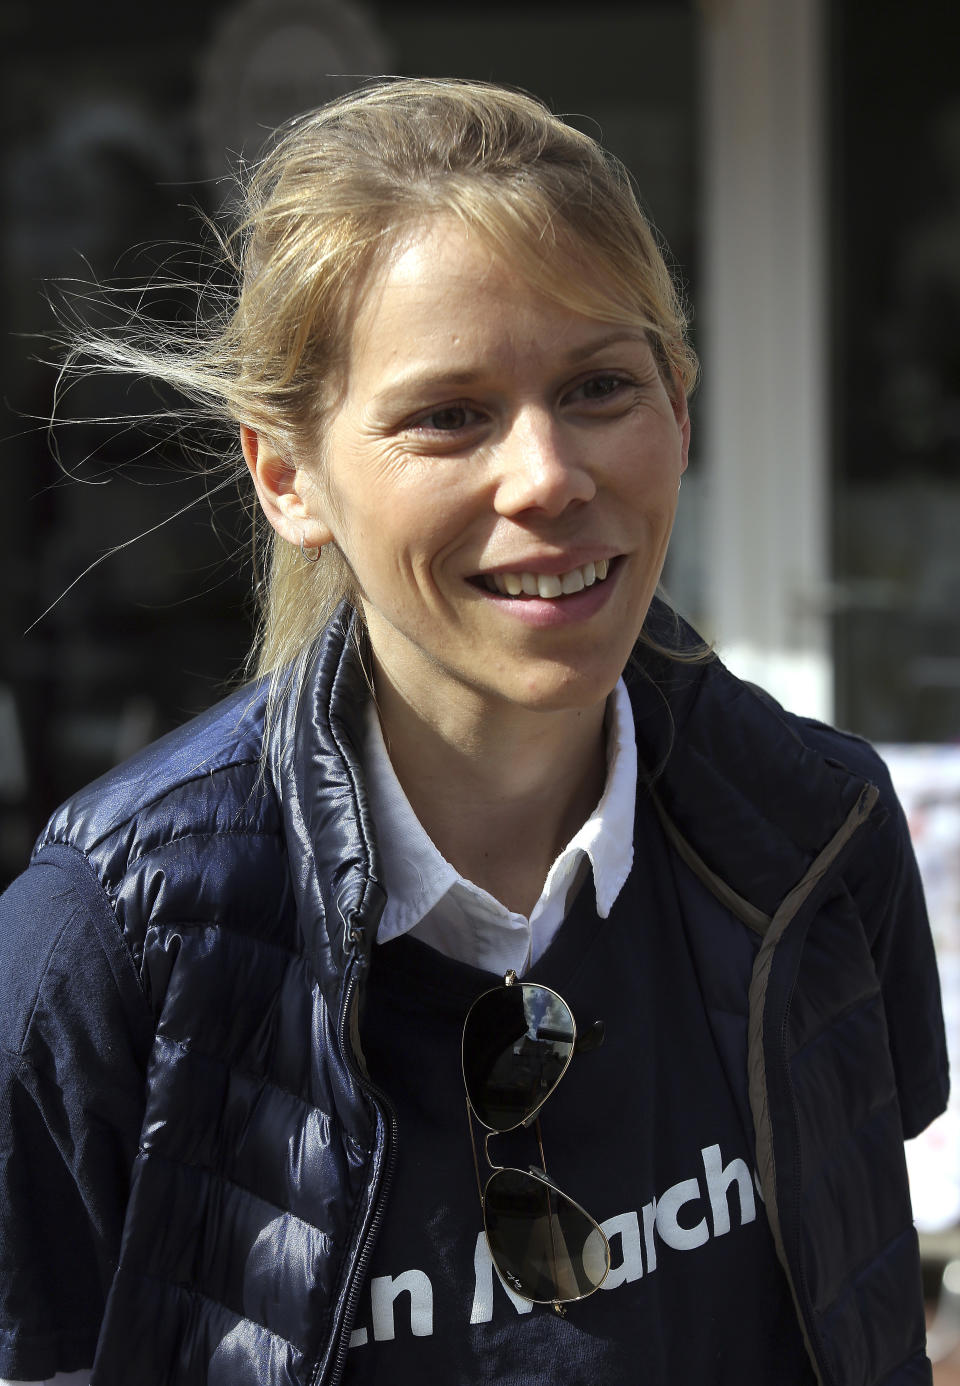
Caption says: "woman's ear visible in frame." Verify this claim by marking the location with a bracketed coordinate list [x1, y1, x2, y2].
[665, 374, 691, 475]
[240, 426, 334, 548]
[673, 390, 691, 476]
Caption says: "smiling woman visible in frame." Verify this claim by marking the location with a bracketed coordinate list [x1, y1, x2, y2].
[0, 79, 947, 1386]
[243, 218, 688, 912]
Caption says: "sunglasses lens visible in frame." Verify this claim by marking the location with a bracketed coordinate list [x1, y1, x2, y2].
[485, 1169, 609, 1303]
[463, 984, 575, 1131]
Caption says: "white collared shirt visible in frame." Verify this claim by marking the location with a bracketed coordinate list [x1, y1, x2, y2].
[363, 679, 637, 976]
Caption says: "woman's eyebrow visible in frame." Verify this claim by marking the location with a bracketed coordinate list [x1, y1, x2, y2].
[371, 370, 486, 410]
[564, 329, 648, 362]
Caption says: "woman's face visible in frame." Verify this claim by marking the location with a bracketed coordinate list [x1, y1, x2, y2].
[309, 218, 689, 726]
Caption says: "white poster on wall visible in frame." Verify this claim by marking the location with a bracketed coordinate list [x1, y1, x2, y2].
[881, 744, 960, 1233]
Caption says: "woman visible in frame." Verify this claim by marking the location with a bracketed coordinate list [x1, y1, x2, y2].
[0, 78, 948, 1386]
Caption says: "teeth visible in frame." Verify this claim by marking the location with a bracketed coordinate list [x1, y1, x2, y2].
[534, 574, 561, 598]
[483, 559, 613, 600]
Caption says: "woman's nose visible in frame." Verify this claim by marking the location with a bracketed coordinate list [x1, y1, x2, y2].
[493, 412, 596, 518]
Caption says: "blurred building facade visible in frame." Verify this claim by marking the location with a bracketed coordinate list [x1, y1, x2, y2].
[0, 0, 957, 882]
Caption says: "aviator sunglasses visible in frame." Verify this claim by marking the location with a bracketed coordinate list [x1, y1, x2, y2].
[462, 970, 610, 1311]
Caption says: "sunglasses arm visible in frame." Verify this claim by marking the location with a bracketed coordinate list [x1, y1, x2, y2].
[534, 1115, 550, 1179]
[466, 1097, 487, 1213]
[574, 1019, 605, 1054]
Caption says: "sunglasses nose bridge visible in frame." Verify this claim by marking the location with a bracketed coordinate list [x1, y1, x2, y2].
[482, 1127, 502, 1172]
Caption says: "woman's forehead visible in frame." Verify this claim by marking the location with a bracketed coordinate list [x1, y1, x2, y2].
[346, 215, 645, 367]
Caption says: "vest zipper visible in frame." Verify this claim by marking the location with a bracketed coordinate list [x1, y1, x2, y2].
[311, 958, 399, 1386]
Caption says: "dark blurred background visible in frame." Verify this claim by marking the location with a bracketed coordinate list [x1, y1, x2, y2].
[0, 0, 956, 867]
[1, 0, 703, 877]
[0, 0, 953, 820]
[2, 0, 960, 1352]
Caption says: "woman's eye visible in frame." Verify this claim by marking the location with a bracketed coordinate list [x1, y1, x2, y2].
[412, 405, 483, 432]
[570, 374, 630, 404]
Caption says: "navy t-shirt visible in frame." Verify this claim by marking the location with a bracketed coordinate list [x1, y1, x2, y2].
[348, 791, 815, 1385]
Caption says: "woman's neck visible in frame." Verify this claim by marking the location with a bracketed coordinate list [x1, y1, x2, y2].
[372, 672, 609, 917]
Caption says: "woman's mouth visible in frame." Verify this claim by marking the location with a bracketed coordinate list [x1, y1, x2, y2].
[480, 558, 611, 600]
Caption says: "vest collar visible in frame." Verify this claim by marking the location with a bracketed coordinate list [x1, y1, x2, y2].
[270, 605, 384, 996]
[276, 597, 878, 987]
[629, 600, 877, 926]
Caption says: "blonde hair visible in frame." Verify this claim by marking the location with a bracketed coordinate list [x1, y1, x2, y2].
[66, 76, 701, 693]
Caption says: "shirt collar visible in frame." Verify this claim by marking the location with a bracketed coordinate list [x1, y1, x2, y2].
[363, 680, 636, 952]
[556, 676, 637, 917]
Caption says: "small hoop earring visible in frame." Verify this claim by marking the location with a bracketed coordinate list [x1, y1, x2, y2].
[300, 535, 321, 563]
